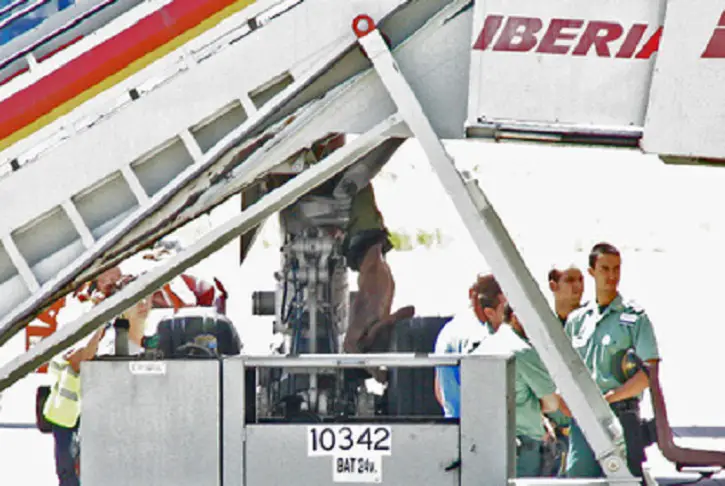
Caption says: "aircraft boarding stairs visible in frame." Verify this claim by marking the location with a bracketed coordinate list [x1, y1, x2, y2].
[0, 0, 499, 395]
[0, 0, 332, 324]
[2, 0, 725, 484]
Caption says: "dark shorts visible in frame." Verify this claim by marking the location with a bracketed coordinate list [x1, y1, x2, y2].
[307, 173, 391, 271]
[343, 228, 393, 272]
[341, 182, 391, 271]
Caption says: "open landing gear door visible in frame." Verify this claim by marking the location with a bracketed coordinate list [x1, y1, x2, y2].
[465, 0, 665, 145]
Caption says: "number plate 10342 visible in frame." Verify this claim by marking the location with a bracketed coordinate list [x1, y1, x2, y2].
[307, 425, 392, 457]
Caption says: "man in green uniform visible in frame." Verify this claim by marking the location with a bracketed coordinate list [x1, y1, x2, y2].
[548, 262, 585, 326]
[475, 303, 562, 477]
[564, 242, 660, 479]
[542, 261, 585, 476]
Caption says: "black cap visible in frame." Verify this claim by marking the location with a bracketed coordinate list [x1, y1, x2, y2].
[113, 317, 130, 330]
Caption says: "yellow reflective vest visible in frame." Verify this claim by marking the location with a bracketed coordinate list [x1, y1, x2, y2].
[43, 356, 81, 428]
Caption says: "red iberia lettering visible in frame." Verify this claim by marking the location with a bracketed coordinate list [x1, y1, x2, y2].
[536, 19, 583, 54]
[571, 22, 623, 57]
[472, 15, 503, 51]
[702, 10, 725, 59]
[472, 14, 662, 60]
[615, 24, 647, 58]
[493, 17, 542, 52]
[634, 26, 661, 60]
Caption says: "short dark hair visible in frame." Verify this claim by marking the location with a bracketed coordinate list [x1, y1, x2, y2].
[588, 242, 620, 269]
[471, 274, 503, 310]
[548, 261, 580, 283]
[503, 303, 514, 322]
[547, 268, 561, 283]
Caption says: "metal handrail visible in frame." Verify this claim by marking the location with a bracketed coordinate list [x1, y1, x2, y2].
[0, 0, 52, 31]
[0, 0, 32, 18]
[241, 353, 489, 369]
[0, 0, 121, 72]
[0, 0, 298, 179]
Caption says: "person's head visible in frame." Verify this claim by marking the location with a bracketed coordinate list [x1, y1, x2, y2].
[588, 242, 621, 295]
[469, 273, 507, 329]
[548, 263, 584, 309]
[92, 267, 123, 301]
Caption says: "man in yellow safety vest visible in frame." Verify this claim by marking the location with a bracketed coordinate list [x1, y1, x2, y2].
[44, 325, 107, 486]
[43, 265, 146, 486]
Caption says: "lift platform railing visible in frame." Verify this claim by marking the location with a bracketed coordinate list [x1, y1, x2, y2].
[241, 353, 462, 369]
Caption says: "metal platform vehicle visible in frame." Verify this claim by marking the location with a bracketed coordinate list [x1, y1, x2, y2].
[80, 353, 514, 486]
[1, 0, 725, 484]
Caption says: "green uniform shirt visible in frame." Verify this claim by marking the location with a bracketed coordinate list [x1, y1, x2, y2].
[476, 324, 557, 439]
[347, 183, 385, 235]
[565, 294, 660, 394]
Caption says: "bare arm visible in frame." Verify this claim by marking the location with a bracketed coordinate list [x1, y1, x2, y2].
[127, 312, 146, 348]
[541, 415, 557, 442]
[557, 394, 572, 417]
[122, 297, 151, 348]
[604, 360, 659, 403]
[66, 327, 106, 373]
[434, 373, 444, 407]
[540, 393, 560, 414]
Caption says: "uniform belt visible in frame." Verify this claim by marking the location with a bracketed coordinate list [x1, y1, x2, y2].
[517, 435, 544, 452]
[610, 397, 639, 415]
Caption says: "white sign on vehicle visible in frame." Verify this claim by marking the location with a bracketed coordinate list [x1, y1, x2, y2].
[307, 425, 392, 483]
[128, 362, 166, 375]
[467, 0, 666, 134]
[332, 454, 383, 483]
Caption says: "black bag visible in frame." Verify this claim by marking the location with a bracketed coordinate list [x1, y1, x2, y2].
[641, 417, 658, 447]
[35, 385, 53, 434]
[156, 310, 242, 359]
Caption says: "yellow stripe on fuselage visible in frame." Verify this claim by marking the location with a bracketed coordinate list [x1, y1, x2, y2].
[0, 0, 257, 153]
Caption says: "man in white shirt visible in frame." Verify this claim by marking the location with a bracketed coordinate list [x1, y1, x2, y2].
[433, 274, 508, 418]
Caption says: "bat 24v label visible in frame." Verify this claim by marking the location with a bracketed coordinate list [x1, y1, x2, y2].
[307, 425, 392, 483]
